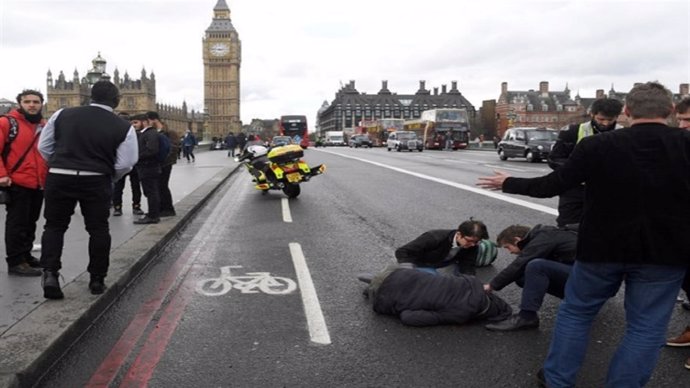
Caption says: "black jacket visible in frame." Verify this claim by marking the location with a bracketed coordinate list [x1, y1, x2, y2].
[136, 127, 160, 167]
[489, 225, 577, 291]
[371, 268, 512, 326]
[395, 229, 478, 275]
[504, 123, 690, 267]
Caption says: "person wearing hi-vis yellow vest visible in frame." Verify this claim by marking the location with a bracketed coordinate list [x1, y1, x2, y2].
[546, 98, 623, 227]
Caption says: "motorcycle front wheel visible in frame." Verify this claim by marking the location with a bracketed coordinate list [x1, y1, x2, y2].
[283, 183, 301, 198]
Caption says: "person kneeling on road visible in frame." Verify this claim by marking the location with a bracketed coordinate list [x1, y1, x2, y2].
[360, 263, 512, 327]
[395, 218, 495, 276]
[484, 224, 577, 331]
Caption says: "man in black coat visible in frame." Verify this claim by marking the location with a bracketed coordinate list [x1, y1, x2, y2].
[483, 224, 577, 331]
[395, 219, 487, 275]
[365, 264, 512, 327]
[477, 82, 690, 387]
[547, 98, 623, 227]
[131, 114, 160, 224]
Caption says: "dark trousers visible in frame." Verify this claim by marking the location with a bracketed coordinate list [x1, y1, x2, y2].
[159, 164, 174, 212]
[138, 165, 161, 219]
[515, 259, 572, 313]
[41, 174, 112, 275]
[183, 145, 195, 161]
[112, 169, 141, 208]
[4, 185, 43, 267]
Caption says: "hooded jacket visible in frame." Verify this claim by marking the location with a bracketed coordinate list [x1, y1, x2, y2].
[0, 109, 47, 189]
[370, 267, 512, 326]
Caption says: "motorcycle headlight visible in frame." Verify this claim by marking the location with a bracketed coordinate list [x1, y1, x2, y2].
[537, 145, 544, 151]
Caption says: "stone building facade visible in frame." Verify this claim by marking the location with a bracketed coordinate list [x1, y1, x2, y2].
[317, 80, 476, 136]
[46, 53, 200, 139]
[203, 0, 241, 139]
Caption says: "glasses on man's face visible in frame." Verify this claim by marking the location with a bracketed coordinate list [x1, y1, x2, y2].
[457, 234, 480, 247]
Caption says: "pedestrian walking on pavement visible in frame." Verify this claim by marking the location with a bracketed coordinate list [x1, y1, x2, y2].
[181, 129, 196, 162]
[477, 81, 690, 387]
[224, 132, 237, 157]
[38, 81, 138, 299]
[131, 114, 161, 225]
[147, 111, 178, 217]
[0, 89, 48, 276]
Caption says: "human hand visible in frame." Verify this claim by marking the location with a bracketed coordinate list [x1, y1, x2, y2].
[483, 283, 492, 292]
[476, 170, 510, 191]
[0, 176, 11, 187]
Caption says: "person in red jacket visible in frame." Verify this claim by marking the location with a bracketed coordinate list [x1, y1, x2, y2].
[0, 90, 48, 276]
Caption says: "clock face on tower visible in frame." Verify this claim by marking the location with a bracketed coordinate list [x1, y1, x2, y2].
[210, 42, 230, 56]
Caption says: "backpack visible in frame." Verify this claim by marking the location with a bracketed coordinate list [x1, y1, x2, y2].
[157, 131, 172, 163]
[475, 239, 498, 267]
[1, 115, 19, 164]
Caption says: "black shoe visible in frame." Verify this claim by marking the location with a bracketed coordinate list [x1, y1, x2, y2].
[536, 369, 546, 388]
[133, 216, 160, 224]
[159, 209, 176, 217]
[42, 270, 64, 299]
[8, 262, 42, 276]
[132, 206, 144, 216]
[485, 314, 539, 331]
[113, 206, 123, 216]
[26, 255, 42, 268]
[89, 274, 106, 295]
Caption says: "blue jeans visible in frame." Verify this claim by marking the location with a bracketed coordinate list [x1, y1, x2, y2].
[515, 259, 572, 313]
[543, 261, 686, 388]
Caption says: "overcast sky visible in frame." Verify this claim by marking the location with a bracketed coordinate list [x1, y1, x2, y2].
[1, 0, 688, 124]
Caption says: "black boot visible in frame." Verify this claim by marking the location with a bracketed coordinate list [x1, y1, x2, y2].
[42, 270, 64, 300]
[89, 274, 106, 295]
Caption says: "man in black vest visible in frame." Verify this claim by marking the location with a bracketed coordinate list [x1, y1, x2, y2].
[38, 81, 138, 299]
[132, 114, 161, 224]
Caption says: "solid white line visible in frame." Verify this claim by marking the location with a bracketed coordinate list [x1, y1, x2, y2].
[281, 198, 293, 223]
[289, 243, 331, 345]
[315, 149, 558, 216]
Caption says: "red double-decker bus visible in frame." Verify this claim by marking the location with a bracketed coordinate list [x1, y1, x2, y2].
[279, 115, 310, 148]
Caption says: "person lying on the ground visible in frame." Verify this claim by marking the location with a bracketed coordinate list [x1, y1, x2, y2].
[395, 218, 496, 276]
[360, 264, 512, 327]
[483, 224, 577, 331]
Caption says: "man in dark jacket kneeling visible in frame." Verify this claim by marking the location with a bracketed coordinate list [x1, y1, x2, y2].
[363, 264, 512, 327]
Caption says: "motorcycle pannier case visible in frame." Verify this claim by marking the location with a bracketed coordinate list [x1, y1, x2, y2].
[268, 144, 304, 164]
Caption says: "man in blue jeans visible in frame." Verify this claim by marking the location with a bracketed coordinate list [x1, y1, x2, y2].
[477, 82, 690, 387]
[483, 224, 576, 331]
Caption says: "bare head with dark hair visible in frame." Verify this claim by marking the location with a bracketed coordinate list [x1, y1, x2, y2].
[16, 89, 44, 105]
[676, 97, 690, 130]
[90, 80, 120, 108]
[590, 98, 623, 117]
[496, 225, 531, 252]
[453, 218, 488, 248]
[624, 81, 673, 120]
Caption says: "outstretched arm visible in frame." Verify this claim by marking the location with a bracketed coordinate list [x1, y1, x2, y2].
[476, 170, 511, 191]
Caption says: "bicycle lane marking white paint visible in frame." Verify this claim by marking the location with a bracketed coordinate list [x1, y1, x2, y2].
[289, 242, 331, 345]
[313, 149, 558, 216]
[282, 198, 293, 223]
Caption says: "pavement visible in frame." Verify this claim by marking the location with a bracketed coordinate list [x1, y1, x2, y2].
[0, 148, 240, 388]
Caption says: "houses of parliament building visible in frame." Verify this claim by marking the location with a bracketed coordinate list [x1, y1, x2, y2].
[45, 0, 241, 140]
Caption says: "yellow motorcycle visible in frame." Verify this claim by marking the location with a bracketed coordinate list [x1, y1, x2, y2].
[235, 144, 326, 198]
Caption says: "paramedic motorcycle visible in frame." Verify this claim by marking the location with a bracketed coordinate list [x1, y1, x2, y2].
[235, 144, 326, 198]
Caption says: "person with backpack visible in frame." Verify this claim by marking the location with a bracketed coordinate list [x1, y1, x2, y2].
[147, 111, 177, 217]
[0, 89, 48, 276]
[131, 114, 160, 224]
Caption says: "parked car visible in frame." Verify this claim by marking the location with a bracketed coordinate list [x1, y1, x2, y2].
[497, 127, 558, 162]
[349, 135, 373, 148]
[386, 131, 424, 152]
[270, 136, 293, 147]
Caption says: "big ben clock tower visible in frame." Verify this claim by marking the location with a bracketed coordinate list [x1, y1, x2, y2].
[203, 0, 241, 138]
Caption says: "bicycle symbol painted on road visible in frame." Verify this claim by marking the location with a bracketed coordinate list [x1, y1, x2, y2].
[196, 265, 298, 296]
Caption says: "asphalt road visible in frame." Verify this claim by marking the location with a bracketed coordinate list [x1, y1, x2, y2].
[38, 148, 690, 387]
